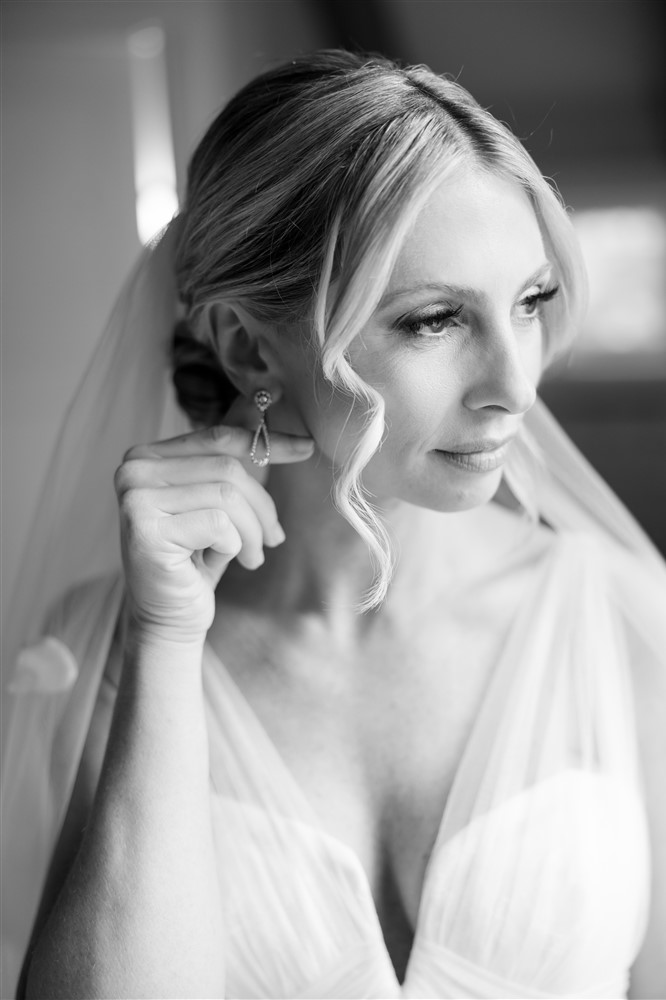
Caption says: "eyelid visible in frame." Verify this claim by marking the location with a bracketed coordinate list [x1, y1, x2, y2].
[407, 305, 463, 321]
[518, 283, 560, 303]
[520, 285, 546, 300]
[523, 281, 560, 299]
[396, 304, 463, 337]
[396, 300, 459, 321]
[516, 264, 555, 297]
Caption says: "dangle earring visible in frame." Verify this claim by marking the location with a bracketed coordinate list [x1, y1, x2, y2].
[249, 389, 272, 467]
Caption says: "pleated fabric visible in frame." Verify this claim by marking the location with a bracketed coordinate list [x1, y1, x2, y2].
[0, 531, 653, 999]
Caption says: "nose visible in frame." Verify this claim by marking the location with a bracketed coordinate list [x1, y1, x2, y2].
[462, 321, 538, 415]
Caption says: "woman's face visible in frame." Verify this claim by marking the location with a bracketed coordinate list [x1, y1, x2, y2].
[282, 169, 556, 513]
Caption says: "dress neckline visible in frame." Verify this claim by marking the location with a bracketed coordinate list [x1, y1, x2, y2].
[203, 531, 569, 989]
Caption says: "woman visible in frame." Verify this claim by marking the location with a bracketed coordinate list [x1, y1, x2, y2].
[2, 50, 664, 999]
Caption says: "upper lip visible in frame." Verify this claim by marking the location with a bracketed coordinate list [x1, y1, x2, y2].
[437, 436, 515, 454]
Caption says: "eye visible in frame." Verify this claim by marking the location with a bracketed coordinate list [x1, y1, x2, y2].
[399, 305, 464, 338]
[517, 284, 560, 322]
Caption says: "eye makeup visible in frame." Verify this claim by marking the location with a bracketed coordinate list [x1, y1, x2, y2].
[393, 282, 561, 340]
[398, 305, 464, 338]
[517, 283, 561, 319]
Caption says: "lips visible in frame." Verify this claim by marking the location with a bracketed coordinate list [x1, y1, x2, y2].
[434, 436, 515, 473]
[443, 437, 514, 454]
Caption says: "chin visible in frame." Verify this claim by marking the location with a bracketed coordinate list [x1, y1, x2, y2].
[404, 466, 505, 514]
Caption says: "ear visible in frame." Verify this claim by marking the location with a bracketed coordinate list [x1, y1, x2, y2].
[200, 301, 284, 403]
[195, 300, 312, 446]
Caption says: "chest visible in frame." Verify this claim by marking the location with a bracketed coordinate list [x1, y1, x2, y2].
[202, 534, 649, 995]
[210, 572, 527, 970]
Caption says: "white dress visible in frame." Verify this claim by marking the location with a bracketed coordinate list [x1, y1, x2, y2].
[0, 528, 655, 999]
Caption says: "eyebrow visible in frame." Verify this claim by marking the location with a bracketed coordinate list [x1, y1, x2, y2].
[379, 262, 555, 307]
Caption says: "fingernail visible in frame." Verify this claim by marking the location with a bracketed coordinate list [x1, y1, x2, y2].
[293, 437, 315, 452]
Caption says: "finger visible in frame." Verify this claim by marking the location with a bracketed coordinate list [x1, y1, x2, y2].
[158, 509, 243, 564]
[201, 546, 234, 578]
[125, 424, 315, 464]
[115, 457, 284, 545]
[149, 483, 267, 569]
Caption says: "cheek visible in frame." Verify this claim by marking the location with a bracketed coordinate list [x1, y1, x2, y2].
[369, 349, 462, 454]
[523, 333, 545, 385]
[290, 367, 373, 467]
[290, 353, 442, 468]
[285, 335, 465, 468]
[272, 338, 362, 460]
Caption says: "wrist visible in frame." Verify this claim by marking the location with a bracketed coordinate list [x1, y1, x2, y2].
[125, 618, 207, 662]
[120, 628, 207, 707]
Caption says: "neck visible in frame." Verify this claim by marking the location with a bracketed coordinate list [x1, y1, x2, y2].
[219, 456, 392, 624]
[216, 454, 532, 633]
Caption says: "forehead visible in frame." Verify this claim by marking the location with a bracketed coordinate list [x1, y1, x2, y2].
[387, 170, 547, 294]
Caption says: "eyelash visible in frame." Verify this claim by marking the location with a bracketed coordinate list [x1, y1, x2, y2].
[518, 284, 560, 320]
[400, 305, 463, 338]
[398, 285, 561, 339]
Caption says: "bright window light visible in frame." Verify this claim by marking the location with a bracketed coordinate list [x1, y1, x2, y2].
[573, 207, 666, 356]
[136, 181, 179, 248]
[127, 24, 178, 245]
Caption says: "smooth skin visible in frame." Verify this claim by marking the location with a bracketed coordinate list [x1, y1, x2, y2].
[25, 171, 665, 997]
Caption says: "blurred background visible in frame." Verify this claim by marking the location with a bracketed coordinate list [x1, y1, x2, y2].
[2, 0, 665, 633]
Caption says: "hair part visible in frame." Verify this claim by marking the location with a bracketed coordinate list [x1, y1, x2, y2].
[172, 49, 587, 610]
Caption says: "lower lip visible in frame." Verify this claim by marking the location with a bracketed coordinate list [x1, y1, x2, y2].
[434, 444, 509, 473]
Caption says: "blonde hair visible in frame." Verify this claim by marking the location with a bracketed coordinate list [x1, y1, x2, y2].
[175, 50, 587, 610]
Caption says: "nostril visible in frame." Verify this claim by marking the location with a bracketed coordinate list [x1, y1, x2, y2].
[463, 362, 537, 415]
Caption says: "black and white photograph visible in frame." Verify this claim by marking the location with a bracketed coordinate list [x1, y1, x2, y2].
[1, 2, 665, 998]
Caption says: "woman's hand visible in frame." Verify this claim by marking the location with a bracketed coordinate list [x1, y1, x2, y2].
[114, 424, 314, 645]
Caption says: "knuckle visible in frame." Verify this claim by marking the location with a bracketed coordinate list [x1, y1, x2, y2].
[207, 424, 233, 447]
[118, 487, 146, 521]
[122, 443, 149, 463]
[218, 481, 240, 505]
[114, 459, 148, 494]
[209, 508, 232, 536]
[119, 493, 156, 548]
[114, 463, 132, 495]
[113, 464, 126, 495]
[216, 455, 240, 480]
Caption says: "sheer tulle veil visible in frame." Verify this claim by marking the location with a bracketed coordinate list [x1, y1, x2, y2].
[1, 217, 665, 999]
[1, 219, 185, 997]
[1, 219, 187, 693]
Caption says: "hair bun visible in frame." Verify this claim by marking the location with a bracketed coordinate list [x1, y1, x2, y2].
[171, 319, 237, 426]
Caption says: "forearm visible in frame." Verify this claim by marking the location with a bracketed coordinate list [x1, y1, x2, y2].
[26, 634, 225, 1000]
